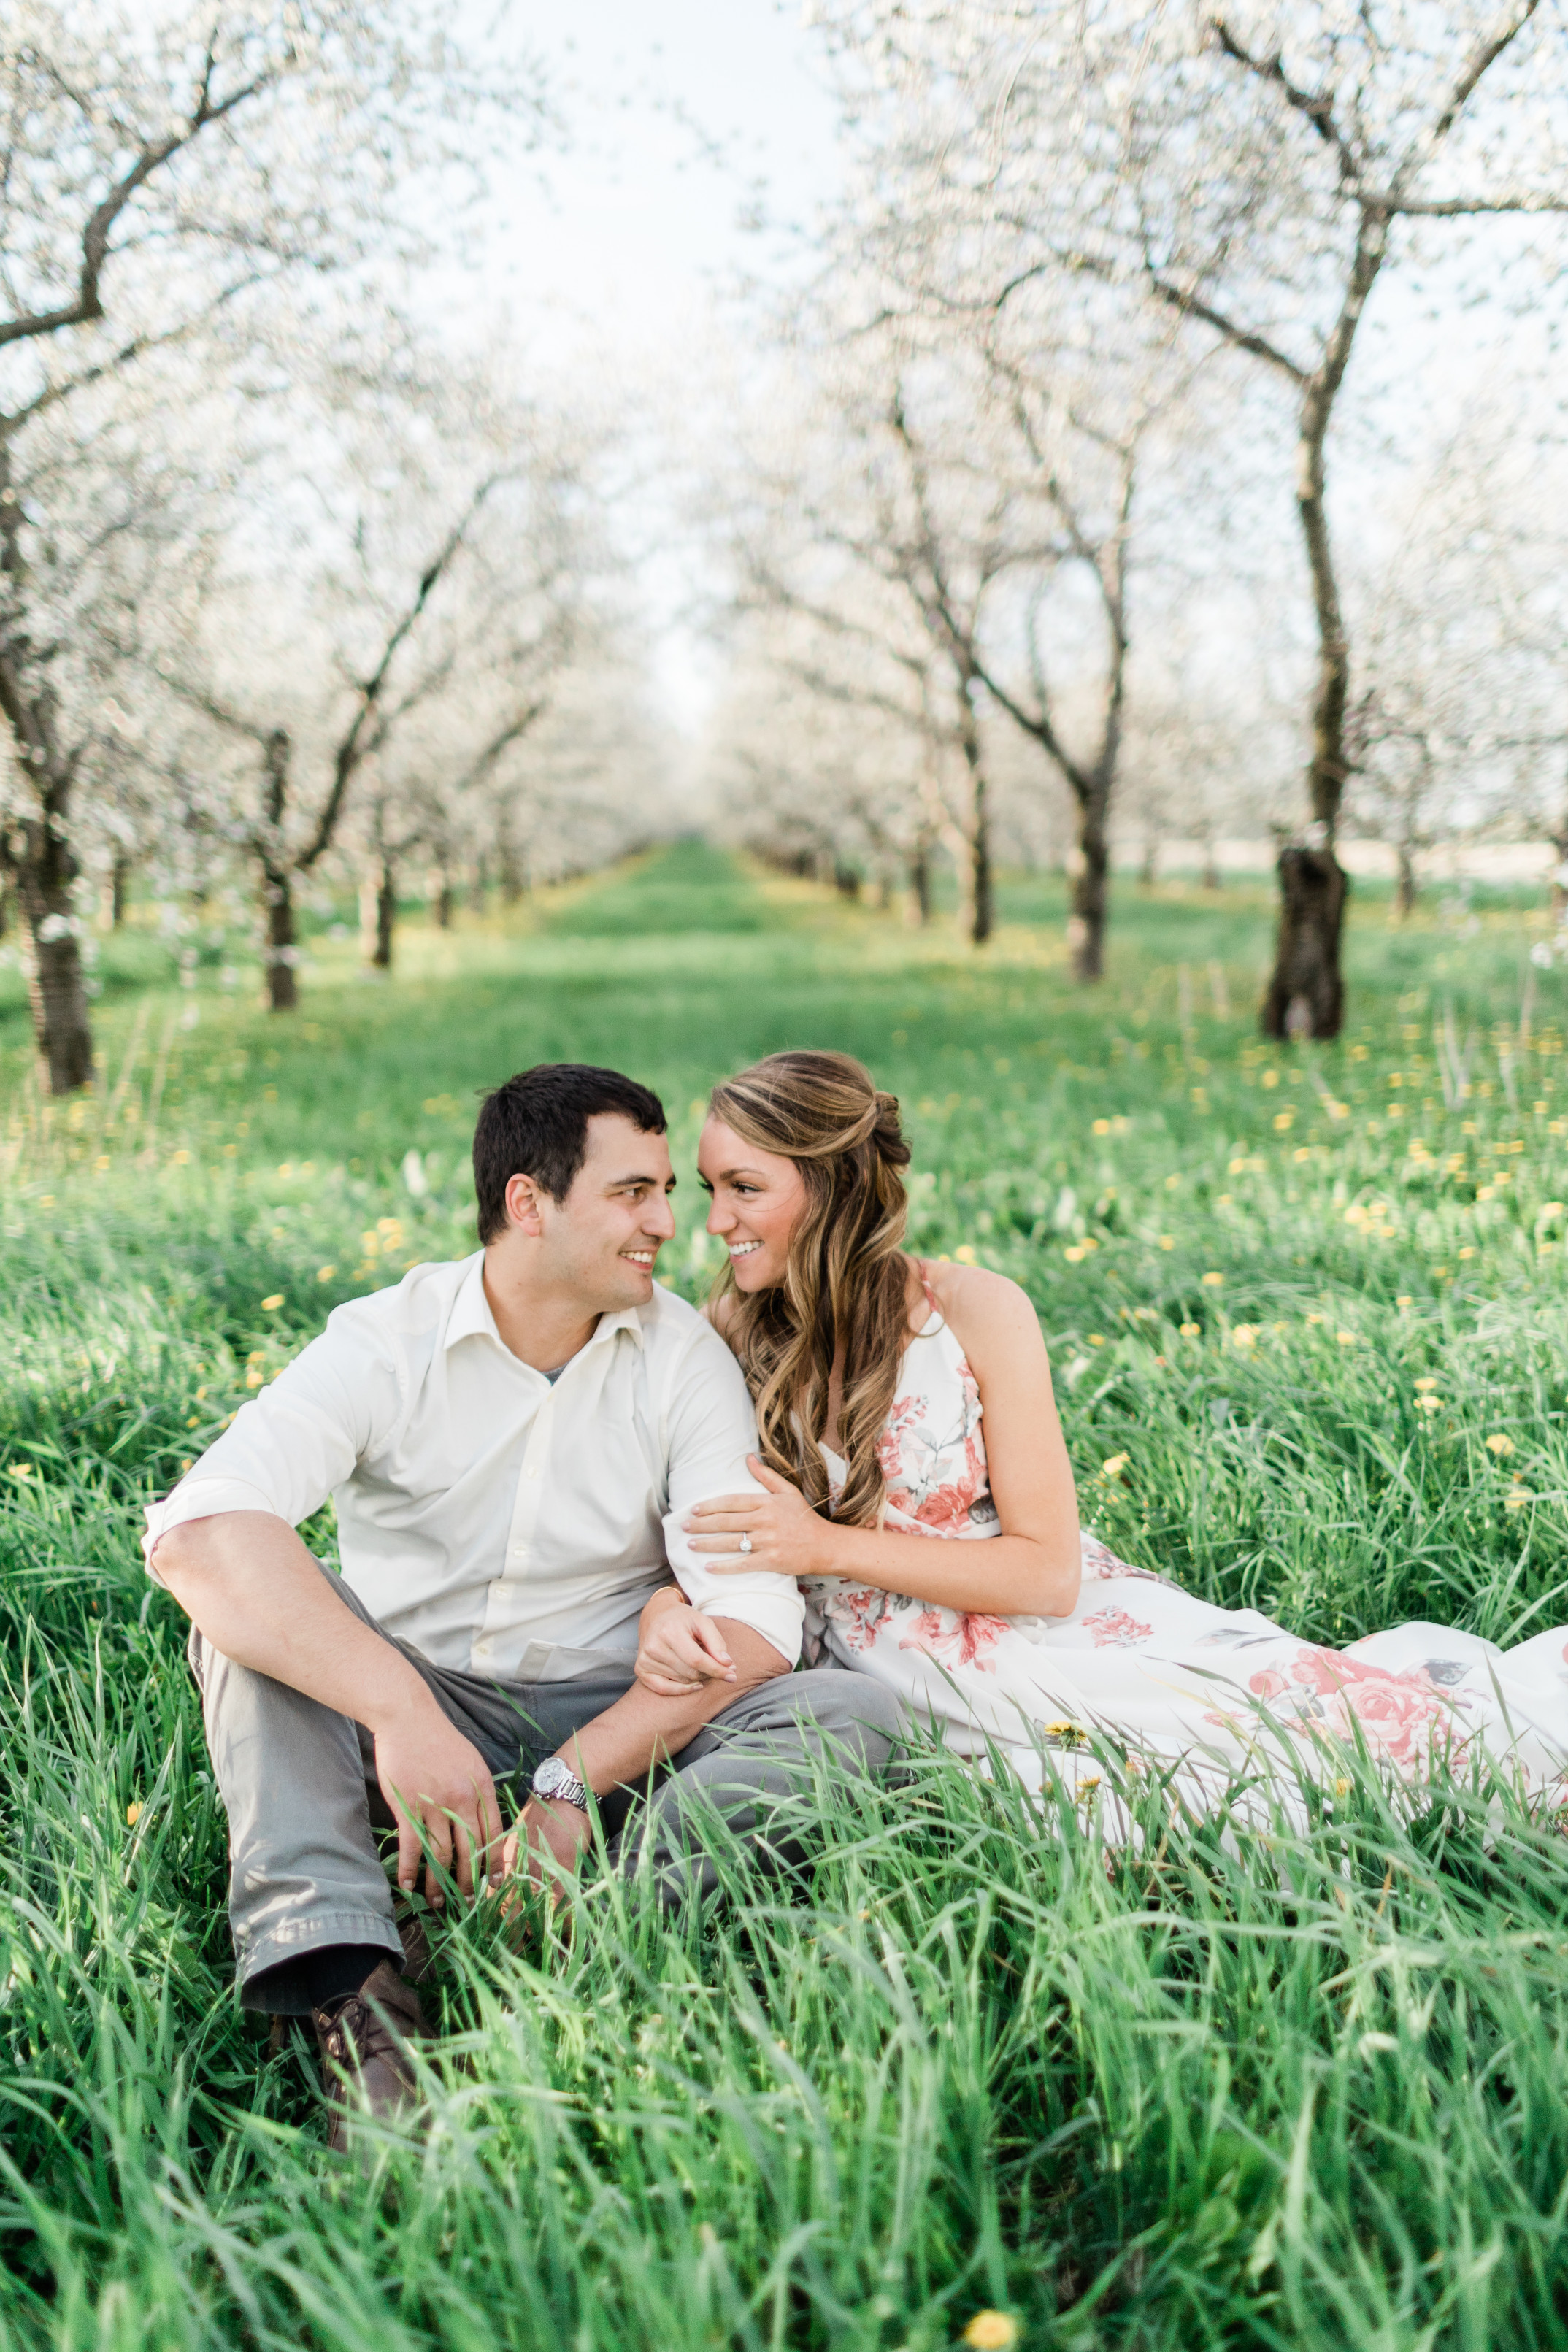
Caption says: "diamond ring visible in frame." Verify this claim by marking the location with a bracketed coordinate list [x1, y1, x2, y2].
[739, 1532, 753, 1555]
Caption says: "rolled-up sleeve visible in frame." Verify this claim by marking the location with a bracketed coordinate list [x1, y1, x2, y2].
[660, 1324, 805, 1666]
[142, 1303, 404, 1579]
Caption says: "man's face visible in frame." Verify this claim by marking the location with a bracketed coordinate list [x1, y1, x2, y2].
[516, 1114, 677, 1311]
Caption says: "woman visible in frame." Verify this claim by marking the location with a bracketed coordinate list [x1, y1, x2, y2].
[636, 1051, 1568, 1816]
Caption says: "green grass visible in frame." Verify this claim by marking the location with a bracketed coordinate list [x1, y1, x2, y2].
[5, 838, 1568, 2348]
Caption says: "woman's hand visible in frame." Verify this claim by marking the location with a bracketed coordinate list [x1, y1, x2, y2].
[684, 1455, 835, 1580]
[634, 1599, 739, 1696]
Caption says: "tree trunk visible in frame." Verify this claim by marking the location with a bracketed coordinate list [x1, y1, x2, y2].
[1200, 836, 1221, 891]
[1261, 845, 1348, 1040]
[1264, 215, 1387, 1041]
[110, 853, 131, 928]
[261, 864, 299, 1012]
[0, 434, 96, 1091]
[907, 843, 932, 926]
[1395, 841, 1417, 919]
[15, 857, 93, 1093]
[497, 815, 527, 904]
[833, 861, 861, 900]
[374, 860, 396, 969]
[954, 687, 992, 946]
[1067, 798, 1110, 983]
[469, 856, 488, 913]
[436, 870, 455, 929]
[1139, 835, 1158, 887]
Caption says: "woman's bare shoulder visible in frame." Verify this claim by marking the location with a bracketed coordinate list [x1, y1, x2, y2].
[919, 1258, 1044, 1356]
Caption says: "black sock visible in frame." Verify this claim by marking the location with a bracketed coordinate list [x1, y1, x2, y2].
[254, 1941, 394, 2017]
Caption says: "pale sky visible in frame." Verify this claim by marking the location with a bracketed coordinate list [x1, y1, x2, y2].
[488, 3, 840, 362]
[444, 2, 844, 735]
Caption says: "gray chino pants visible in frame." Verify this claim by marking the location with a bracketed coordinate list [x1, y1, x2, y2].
[188, 1567, 902, 2011]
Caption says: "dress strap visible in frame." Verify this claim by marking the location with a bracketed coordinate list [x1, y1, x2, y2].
[914, 1258, 945, 1334]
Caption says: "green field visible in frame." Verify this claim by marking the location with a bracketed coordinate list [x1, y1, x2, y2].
[4, 841, 1568, 2349]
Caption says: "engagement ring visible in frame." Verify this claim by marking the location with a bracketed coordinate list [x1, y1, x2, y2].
[739, 1532, 753, 1554]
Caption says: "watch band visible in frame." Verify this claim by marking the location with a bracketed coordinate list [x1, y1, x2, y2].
[531, 1756, 589, 1811]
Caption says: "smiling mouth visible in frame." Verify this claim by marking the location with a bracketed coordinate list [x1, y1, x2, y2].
[620, 1248, 657, 1268]
[729, 1240, 763, 1259]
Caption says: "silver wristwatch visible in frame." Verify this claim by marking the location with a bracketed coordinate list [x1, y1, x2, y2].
[531, 1756, 588, 1811]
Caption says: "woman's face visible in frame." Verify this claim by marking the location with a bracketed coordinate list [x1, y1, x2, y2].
[697, 1115, 808, 1293]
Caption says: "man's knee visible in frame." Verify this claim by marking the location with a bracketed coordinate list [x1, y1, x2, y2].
[785, 1666, 904, 1758]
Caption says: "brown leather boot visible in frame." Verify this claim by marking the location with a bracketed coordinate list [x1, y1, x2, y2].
[312, 1960, 433, 2153]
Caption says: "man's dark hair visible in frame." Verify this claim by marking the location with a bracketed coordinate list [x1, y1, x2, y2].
[473, 1064, 667, 1242]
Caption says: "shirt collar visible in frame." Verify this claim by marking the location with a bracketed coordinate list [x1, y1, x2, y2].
[444, 1253, 648, 1357]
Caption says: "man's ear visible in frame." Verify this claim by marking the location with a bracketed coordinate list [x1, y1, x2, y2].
[504, 1171, 548, 1236]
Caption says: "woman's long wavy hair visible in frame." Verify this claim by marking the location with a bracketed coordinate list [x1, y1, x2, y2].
[709, 1050, 913, 1527]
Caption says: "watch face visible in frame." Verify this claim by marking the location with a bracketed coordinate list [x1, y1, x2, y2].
[534, 1759, 586, 1807]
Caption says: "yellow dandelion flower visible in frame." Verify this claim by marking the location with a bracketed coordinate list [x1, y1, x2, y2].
[1415, 1377, 1438, 1391]
[1337, 1331, 1356, 1346]
[1415, 1394, 1442, 1413]
[1485, 1433, 1515, 1456]
[1088, 1333, 1106, 1346]
[962, 2315, 1020, 2352]
[126, 1802, 142, 1826]
[1180, 1321, 1200, 1337]
[954, 1244, 977, 1264]
[1063, 1245, 1085, 1263]
[1101, 1453, 1129, 1478]
[261, 1294, 283, 1312]
[1396, 1296, 1413, 1308]
[1158, 1234, 1175, 1249]
[1201, 1270, 1223, 1287]
[315, 1264, 336, 1283]
[1231, 1324, 1258, 1348]
[1506, 1492, 1532, 1510]
[1092, 1117, 1111, 1135]
[10, 1464, 34, 1481]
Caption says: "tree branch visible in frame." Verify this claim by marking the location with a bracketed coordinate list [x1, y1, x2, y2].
[0, 67, 274, 351]
[1377, 188, 1568, 216]
[1144, 270, 1310, 383]
[1209, 16, 1358, 186]
[296, 483, 499, 872]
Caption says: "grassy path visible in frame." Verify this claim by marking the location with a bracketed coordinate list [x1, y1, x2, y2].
[3, 842, 1568, 2347]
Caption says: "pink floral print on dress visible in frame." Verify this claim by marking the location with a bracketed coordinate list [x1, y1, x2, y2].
[796, 1259, 1568, 1825]
[1083, 1607, 1155, 1650]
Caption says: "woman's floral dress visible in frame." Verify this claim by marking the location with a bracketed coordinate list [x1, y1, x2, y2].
[802, 1269, 1568, 1820]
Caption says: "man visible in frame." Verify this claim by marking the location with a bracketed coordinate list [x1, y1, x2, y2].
[146, 1063, 900, 2145]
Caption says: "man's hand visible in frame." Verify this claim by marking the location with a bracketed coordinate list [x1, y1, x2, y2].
[635, 1599, 737, 1696]
[684, 1454, 834, 1578]
[373, 1702, 504, 1906]
[501, 1796, 592, 1899]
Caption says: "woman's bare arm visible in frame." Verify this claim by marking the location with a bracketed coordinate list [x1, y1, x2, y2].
[687, 1261, 1082, 1618]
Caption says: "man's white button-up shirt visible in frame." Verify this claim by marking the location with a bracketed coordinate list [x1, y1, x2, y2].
[142, 1253, 802, 1677]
